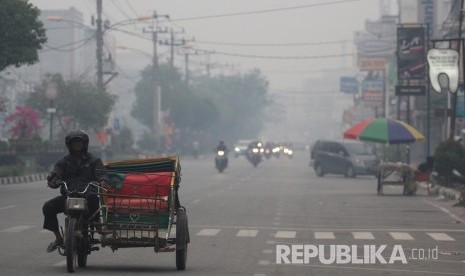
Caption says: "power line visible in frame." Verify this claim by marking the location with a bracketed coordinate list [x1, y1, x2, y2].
[123, 0, 139, 18]
[194, 39, 354, 47]
[110, 0, 133, 21]
[165, 0, 362, 22]
[193, 48, 356, 60]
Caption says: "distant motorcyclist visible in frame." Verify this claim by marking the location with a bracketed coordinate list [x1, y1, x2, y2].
[215, 140, 230, 154]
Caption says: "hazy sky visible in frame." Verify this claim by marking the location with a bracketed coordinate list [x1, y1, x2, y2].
[29, 0, 384, 90]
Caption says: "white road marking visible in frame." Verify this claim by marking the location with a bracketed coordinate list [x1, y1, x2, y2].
[266, 240, 276, 244]
[389, 232, 414, 240]
[315, 232, 335, 239]
[424, 200, 465, 224]
[253, 274, 266, 276]
[273, 217, 281, 221]
[272, 222, 280, 226]
[262, 249, 273, 254]
[352, 232, 375, 240]
[275, 231, 296, 239]
[39, 229, 50, 234]
[191, 199, 200, 204]
[196, 228, 221, 236]
[0, 205, 16, 210]
[0, 225, 34, 233]
[236, 229, 258, 237]
[427, 232, 455, 241]
[275, 212, 282, 216]
[258, 260, 271, 266]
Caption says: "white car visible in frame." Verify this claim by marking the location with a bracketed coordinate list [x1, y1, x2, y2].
[233, 139, 254, 157]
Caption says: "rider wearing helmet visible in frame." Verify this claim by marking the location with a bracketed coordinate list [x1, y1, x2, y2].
[43, 130, 109, 253]
[216, 140, 229, 153]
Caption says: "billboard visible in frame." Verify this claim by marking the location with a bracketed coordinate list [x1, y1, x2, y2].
[362, 80, 384, 108]
[396, 25, 426, 96]
[339, 77, 359, 94]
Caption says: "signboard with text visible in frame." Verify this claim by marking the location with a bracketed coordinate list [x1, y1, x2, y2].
[397, 25, 426, 96]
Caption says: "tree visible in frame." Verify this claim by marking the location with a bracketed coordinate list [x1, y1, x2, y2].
[27, 74, 115, 134]
[0, 0, 47, 72]
[3, 105, 41, 139]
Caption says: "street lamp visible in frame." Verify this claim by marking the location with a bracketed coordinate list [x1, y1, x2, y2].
[45, 81, 58, 141]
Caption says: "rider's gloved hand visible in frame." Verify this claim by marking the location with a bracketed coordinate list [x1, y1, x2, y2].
[99, 180, 111, 190]
[47, 180, 60, 189]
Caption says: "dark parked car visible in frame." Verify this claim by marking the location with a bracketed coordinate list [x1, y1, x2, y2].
[310, 140, 379, 178]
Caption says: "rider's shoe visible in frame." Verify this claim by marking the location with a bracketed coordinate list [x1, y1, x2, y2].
[46, 239, 63, 253]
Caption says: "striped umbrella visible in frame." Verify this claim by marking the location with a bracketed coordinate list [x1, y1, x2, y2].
[344, 118, 425, 144]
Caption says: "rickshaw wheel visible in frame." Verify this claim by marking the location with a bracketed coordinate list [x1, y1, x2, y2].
[176, 209, 189, 270]
[66, 218, 78, 273]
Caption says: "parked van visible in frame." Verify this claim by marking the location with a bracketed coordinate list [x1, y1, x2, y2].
[310, 140, 379, 178]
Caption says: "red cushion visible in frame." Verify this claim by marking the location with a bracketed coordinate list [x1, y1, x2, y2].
[414, 171, 430, 182]
[106, 198, 168, 213]
[118, 172, 172, 197]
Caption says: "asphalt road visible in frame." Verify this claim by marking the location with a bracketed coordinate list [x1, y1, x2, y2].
[0, 152, 464, 275]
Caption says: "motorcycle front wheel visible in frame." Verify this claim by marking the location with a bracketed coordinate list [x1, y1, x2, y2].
[66, 218, 78, 273]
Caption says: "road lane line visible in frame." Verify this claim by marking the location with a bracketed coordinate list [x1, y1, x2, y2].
[0, 225, 34, 233]
[427, 232, 455, 241]
[191, 199, 200, 204]
[0, 205, 16, 210]
[262, 249, 273, 254]
[266, 240, 277, 244]
[188, 224, 465, 232]
[275, 231, 296, 239]
[389, 232, 414, 240]
[424, 200, 465, 224]
[258, 260, 271, 266]
[196, 229, 221, 236]
[315, 232, 335, 239]
[352, 232, 375, 240]
[236, 229, 258, 237]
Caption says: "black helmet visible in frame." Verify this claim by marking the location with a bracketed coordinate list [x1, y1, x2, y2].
[65, 130, 89, 153]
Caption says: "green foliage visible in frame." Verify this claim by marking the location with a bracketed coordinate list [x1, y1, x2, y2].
[0, 165, 24, 177]
[136, 130, 159, 152]
[434, 140, 465, 180]
[27, 74, 115, 133]
[131, 64, 269, 143]
[0, 0, 47, 71]
[110, 127, 135, 154]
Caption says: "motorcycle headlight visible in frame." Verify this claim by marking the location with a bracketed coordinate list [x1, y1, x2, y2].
[234, 147, 240, 152]
[260, 148, 264, 153]
[218, 151, 225, 156]
[288, 150, 293, 155]
[66, 198, 87, 211]
[252, 148, 259, 153]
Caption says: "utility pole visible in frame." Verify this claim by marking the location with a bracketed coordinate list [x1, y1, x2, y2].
[142, 11, 169, 133]
[166, 28, 185, 68]
[96, 0, 104, 92]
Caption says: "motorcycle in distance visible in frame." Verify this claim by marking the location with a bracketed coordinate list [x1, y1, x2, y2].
[246, 142, 263, 167]
[215, 150, 228, 173]
[263, 142, 274, 160]
[54, 179, 105, 273]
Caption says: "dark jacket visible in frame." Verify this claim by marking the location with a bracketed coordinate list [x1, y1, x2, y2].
[51, 152, 108, 195]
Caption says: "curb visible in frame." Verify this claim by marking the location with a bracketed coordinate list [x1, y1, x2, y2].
[0, 173, 48, 185]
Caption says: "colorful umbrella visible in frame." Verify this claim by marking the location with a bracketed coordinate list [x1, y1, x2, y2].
[344, 118, 425, 144]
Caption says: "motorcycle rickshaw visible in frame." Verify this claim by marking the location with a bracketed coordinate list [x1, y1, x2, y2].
[57, 156, 189, 273]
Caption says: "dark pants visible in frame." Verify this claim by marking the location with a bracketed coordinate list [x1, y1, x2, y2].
[42, 194, 99, 232]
